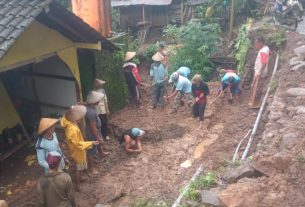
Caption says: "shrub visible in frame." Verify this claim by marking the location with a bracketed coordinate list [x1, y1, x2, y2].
[163, 21, 220, 81]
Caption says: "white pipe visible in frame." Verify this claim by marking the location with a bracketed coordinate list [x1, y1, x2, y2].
[241, 53, 280, 160]
[232, 129, 251, 162]
[172, 165, 204, 207]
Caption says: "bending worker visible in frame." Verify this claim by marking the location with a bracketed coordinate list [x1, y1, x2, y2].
[219, 71, 241, 105]
[120, 128, 145, 153]
[165, 72, 193, 114]
[169, 66, 191, 83]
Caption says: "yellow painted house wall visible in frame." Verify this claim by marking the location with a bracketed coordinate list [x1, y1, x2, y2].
[0, 21, 83, 131]
[0, 80, 22, 131]
[0, 20, 81, 85]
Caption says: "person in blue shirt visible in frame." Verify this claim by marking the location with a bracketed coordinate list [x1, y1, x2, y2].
[150, 52, 168, 109]
[219, 72, 241, 104]
[36, 118, 68, 173]
[169, 66, 191, 84]
[177, 67, 191, 79]
[165, 72, 193, 114]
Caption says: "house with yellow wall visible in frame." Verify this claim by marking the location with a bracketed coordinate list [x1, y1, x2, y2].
[0, 0, 115, 161]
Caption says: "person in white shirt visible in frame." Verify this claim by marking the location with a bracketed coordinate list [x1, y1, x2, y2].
[93, 79, 110, 140]
[249, 36, 271, 108]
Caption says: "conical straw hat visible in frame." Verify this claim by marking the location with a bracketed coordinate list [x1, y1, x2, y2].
[37, 118, 59, 135]
[65, 105, 87, 122]
[86, 91, 105, 104]
[125, 51, 136, 61]
[152, 52, 164, 62]
[94, 79, 106, 89]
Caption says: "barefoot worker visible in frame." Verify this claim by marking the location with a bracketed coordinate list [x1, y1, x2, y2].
[123, 51, 142, 107]
[165, 72, 193, 114]
[249, 36, 271, 108]
[93, 79, 110, 141]
[191, 74, 210, 127]
[119, 128, 145, 153]
[150, 52, 168, 109]
[219, 71, 241, 105]
[61, 105, 99, 190]
[35, 118, 67, 173]
[37, 151, 76, 207]
[85, 91, 109, 173]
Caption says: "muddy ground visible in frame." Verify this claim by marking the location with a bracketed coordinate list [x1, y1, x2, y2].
[1, 29, 280, 207]
[219, 31, 305, 207]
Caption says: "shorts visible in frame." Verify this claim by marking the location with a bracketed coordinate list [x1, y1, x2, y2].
[223, 83, 241, 95]
[76, 161, 88, 171]
[86, 138, 98, 155]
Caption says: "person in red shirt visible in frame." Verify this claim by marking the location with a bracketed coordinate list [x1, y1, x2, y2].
[123, 52, 142, 107]
[192, 74, 210, 128]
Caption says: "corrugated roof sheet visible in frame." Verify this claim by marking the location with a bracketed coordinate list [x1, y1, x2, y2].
[111, 0, 173, 7]
[0, 0, 115, 60]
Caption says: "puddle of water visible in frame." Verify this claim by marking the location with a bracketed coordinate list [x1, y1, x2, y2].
[193, 134, 219, 159]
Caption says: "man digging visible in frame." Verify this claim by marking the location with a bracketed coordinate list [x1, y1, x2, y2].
[165, 72, 193, 114]
[249, 36, 271, 108]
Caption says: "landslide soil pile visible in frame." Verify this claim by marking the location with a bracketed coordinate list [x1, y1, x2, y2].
[219, 31, 305, 207]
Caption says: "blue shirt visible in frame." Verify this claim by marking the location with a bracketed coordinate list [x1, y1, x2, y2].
[150, 62, 168, 84]
[177, 67, 191, 78]
[175, 75, 192, 93]
[221, 72, 240, 85]
[36, 133, 65, 172]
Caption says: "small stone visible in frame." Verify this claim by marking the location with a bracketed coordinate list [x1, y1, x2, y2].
[294, 45, 305, 56]
[286, 88, 305, 96]
[222, 162, 258, 184]
[295, 106, 305, 114]
[201, 188, 221, 206]
[291, 62, 305, 71]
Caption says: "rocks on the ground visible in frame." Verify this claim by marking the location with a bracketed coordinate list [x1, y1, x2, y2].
[201, 188, 221, 206]
[291, 62, 305, 71]
[253, 152, 292, 176]
[286, 88, 305, 97]
[289, 56, 304, 66]
[280, 133, 300, 151]
[294, 45, 305, 57]
[221, 162, 261, 184]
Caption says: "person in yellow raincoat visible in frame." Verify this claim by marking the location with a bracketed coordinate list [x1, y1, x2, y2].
[61, 105, 99, 191]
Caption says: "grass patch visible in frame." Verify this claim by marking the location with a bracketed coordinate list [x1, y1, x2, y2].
[184, 172, 217, 201]
[131, 199, 169, 207]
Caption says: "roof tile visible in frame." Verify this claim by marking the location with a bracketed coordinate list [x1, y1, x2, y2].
[0, 15, 14, 26]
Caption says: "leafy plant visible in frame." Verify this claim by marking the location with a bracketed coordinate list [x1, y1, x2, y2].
[142, 44, 158, 61]
[235, 24, 251, 75]
[185, 172, 217, 201]
[163, 21, 220, 81]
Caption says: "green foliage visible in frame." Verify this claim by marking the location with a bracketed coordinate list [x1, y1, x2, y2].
[131, 199, 169, 207]
[185, 172, 217, 201]
[297, 154, 305, 162]
[95, 50, 128, 112]
[266, 28, 286, 49]
[163, 21, 220, 81]
[142, 44, 158, 61]
[270, 76, 279, 93]
[112, 8, 121, 32]
[235, 24, 251, 75]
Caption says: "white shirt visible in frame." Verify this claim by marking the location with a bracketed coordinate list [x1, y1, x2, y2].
[95, 88, 108, 115]
[254, 45, 270, 78]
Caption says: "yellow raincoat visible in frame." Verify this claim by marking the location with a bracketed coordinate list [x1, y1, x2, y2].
[61, 116, 93, 164]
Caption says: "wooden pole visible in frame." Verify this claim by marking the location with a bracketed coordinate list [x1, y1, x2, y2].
[229, 0, 235, 40]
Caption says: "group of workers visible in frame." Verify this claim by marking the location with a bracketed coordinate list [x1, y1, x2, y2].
[30, 36, 270, 207]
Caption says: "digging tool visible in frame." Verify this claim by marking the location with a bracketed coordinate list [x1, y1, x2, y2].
[209, 87, 230, 105]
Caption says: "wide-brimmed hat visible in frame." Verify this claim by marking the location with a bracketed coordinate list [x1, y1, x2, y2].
[131, 128, 145, 137]
[94, 79, 106, 88]
[152, 52, 164, 62]
[37, 118, 59, 135]
[125, 51, 136, 62]
[65, 105, 87, 122]
[86, 91, 105, 104]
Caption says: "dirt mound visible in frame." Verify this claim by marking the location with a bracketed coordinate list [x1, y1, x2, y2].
[219, 31, 305, 207]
